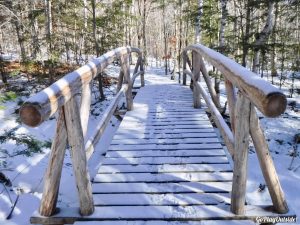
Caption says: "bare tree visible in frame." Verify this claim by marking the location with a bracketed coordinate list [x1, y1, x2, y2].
[252, 1, 275, 73]
[195, 0, 203, 43]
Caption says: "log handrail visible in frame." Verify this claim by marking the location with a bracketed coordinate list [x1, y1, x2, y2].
[19, 46, 144, 217]
[184, 44, 286, 117]
[20, 47, 144, 127]
[181, 44, 288, 215]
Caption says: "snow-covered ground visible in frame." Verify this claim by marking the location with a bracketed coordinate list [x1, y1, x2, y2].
[0, 60, 299, 225]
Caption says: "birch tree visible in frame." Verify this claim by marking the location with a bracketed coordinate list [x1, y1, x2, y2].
[215, 0, 228, 105]
[195, 0, 203, 43]
[252, 1, 275, 73]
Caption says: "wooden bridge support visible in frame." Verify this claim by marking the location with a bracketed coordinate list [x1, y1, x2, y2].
[64, 97, 94, 215]
[231, 92, 251, 215]
[250, 106, 288, 213]
[192, 52, 201, 108]
[120, 54, 133, 111]
[39, 109, 68, 216]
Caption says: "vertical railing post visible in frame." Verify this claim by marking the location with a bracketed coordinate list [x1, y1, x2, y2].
[133, 52, 144, 87]
[225, 79, 236, 134]
[192, 51, 201, 108]
[117, 70, 124, 92]
[80, 83, 92, 138]
[120, 54, 133, 111]
[140, 58, 145, 87]
[231, 91, 251, 215]
[39, 109, 68, 216]
[182, 52, 187, 85]
[250, 106, 288, 213]
[199, 57, 221, 109]
[64, 97, 94, 216]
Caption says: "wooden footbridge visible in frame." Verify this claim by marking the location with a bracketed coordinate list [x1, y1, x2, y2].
[20, 45, 295, 224]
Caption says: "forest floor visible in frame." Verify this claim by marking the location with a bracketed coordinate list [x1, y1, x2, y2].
[0, 61, 299, 225]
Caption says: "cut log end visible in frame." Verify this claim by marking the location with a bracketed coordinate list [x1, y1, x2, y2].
[19, 104, 42, 127]
[264, 93, 287, 117]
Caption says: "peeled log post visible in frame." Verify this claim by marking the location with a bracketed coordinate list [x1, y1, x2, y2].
[199, 56, 221, 109]
[131, 47, 144, 87]
[64, 97, 94, 216]
[231, 92, 251, 215]
[117, 70, 124, 92]
[120, 54, 133, 111]
[182, 53, 187, 85]
[140, 60, 145, 87]
[225, 79, 236, 134]
[39, 109, 68, 216]
[192, 51, 201, 108]
[250, 106, 288, 213]
[80, 84, 92, 138]
[133, 56, 141, 74]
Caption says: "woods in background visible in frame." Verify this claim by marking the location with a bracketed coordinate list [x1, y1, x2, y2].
[0, 0, 299, 83]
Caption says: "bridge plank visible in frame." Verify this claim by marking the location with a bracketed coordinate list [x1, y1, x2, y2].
[118, 124, 213, 130]
[102, 156, 229, 165]
[105, 149, 225, 158]
[119, 120, 211, 126]
[92, 181, 232, 194]
[108, 143, 223, 151]
[97, 164, 232, 173]
[115, 128, 216, 134]
[112, 132, 217, 140]
[93, 172, 233, 183]
[110, 137, 220, 145]
[92, 193, 230, 206]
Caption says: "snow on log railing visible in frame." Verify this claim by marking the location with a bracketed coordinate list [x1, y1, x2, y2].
[181, 44, 288, 216]
[19, 47, 144, 217]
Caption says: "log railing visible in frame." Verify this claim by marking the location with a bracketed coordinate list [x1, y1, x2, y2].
[19, 47, 144, 217]
[181, 44, 288, 215]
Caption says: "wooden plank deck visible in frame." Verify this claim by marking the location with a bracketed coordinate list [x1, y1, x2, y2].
[31, 73, 294, 224]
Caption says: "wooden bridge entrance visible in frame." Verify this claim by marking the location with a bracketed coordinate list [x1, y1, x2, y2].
[20, 46, 295, 224]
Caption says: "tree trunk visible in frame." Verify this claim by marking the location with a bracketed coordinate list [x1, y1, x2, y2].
[215, 0, 228, 105]
[195, 0, 203, 43]
[98, 74, 105, 101]
[171, 11, 178, 80]
[29, 0, 39, 60]
[252, 1, 275, 73]
[162, 0, 168, 75]
[177, 0, 183, 83]
[142, 0, 147, 65]
[0, 59, 8, 84]
[14, 20, 26, 61]
[270, 2, 279, 77]
[219, 0, 228, 52]
[242, 0, 251, 67]
[45, 0, 54, 83]
[91, 0, 100, 57]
